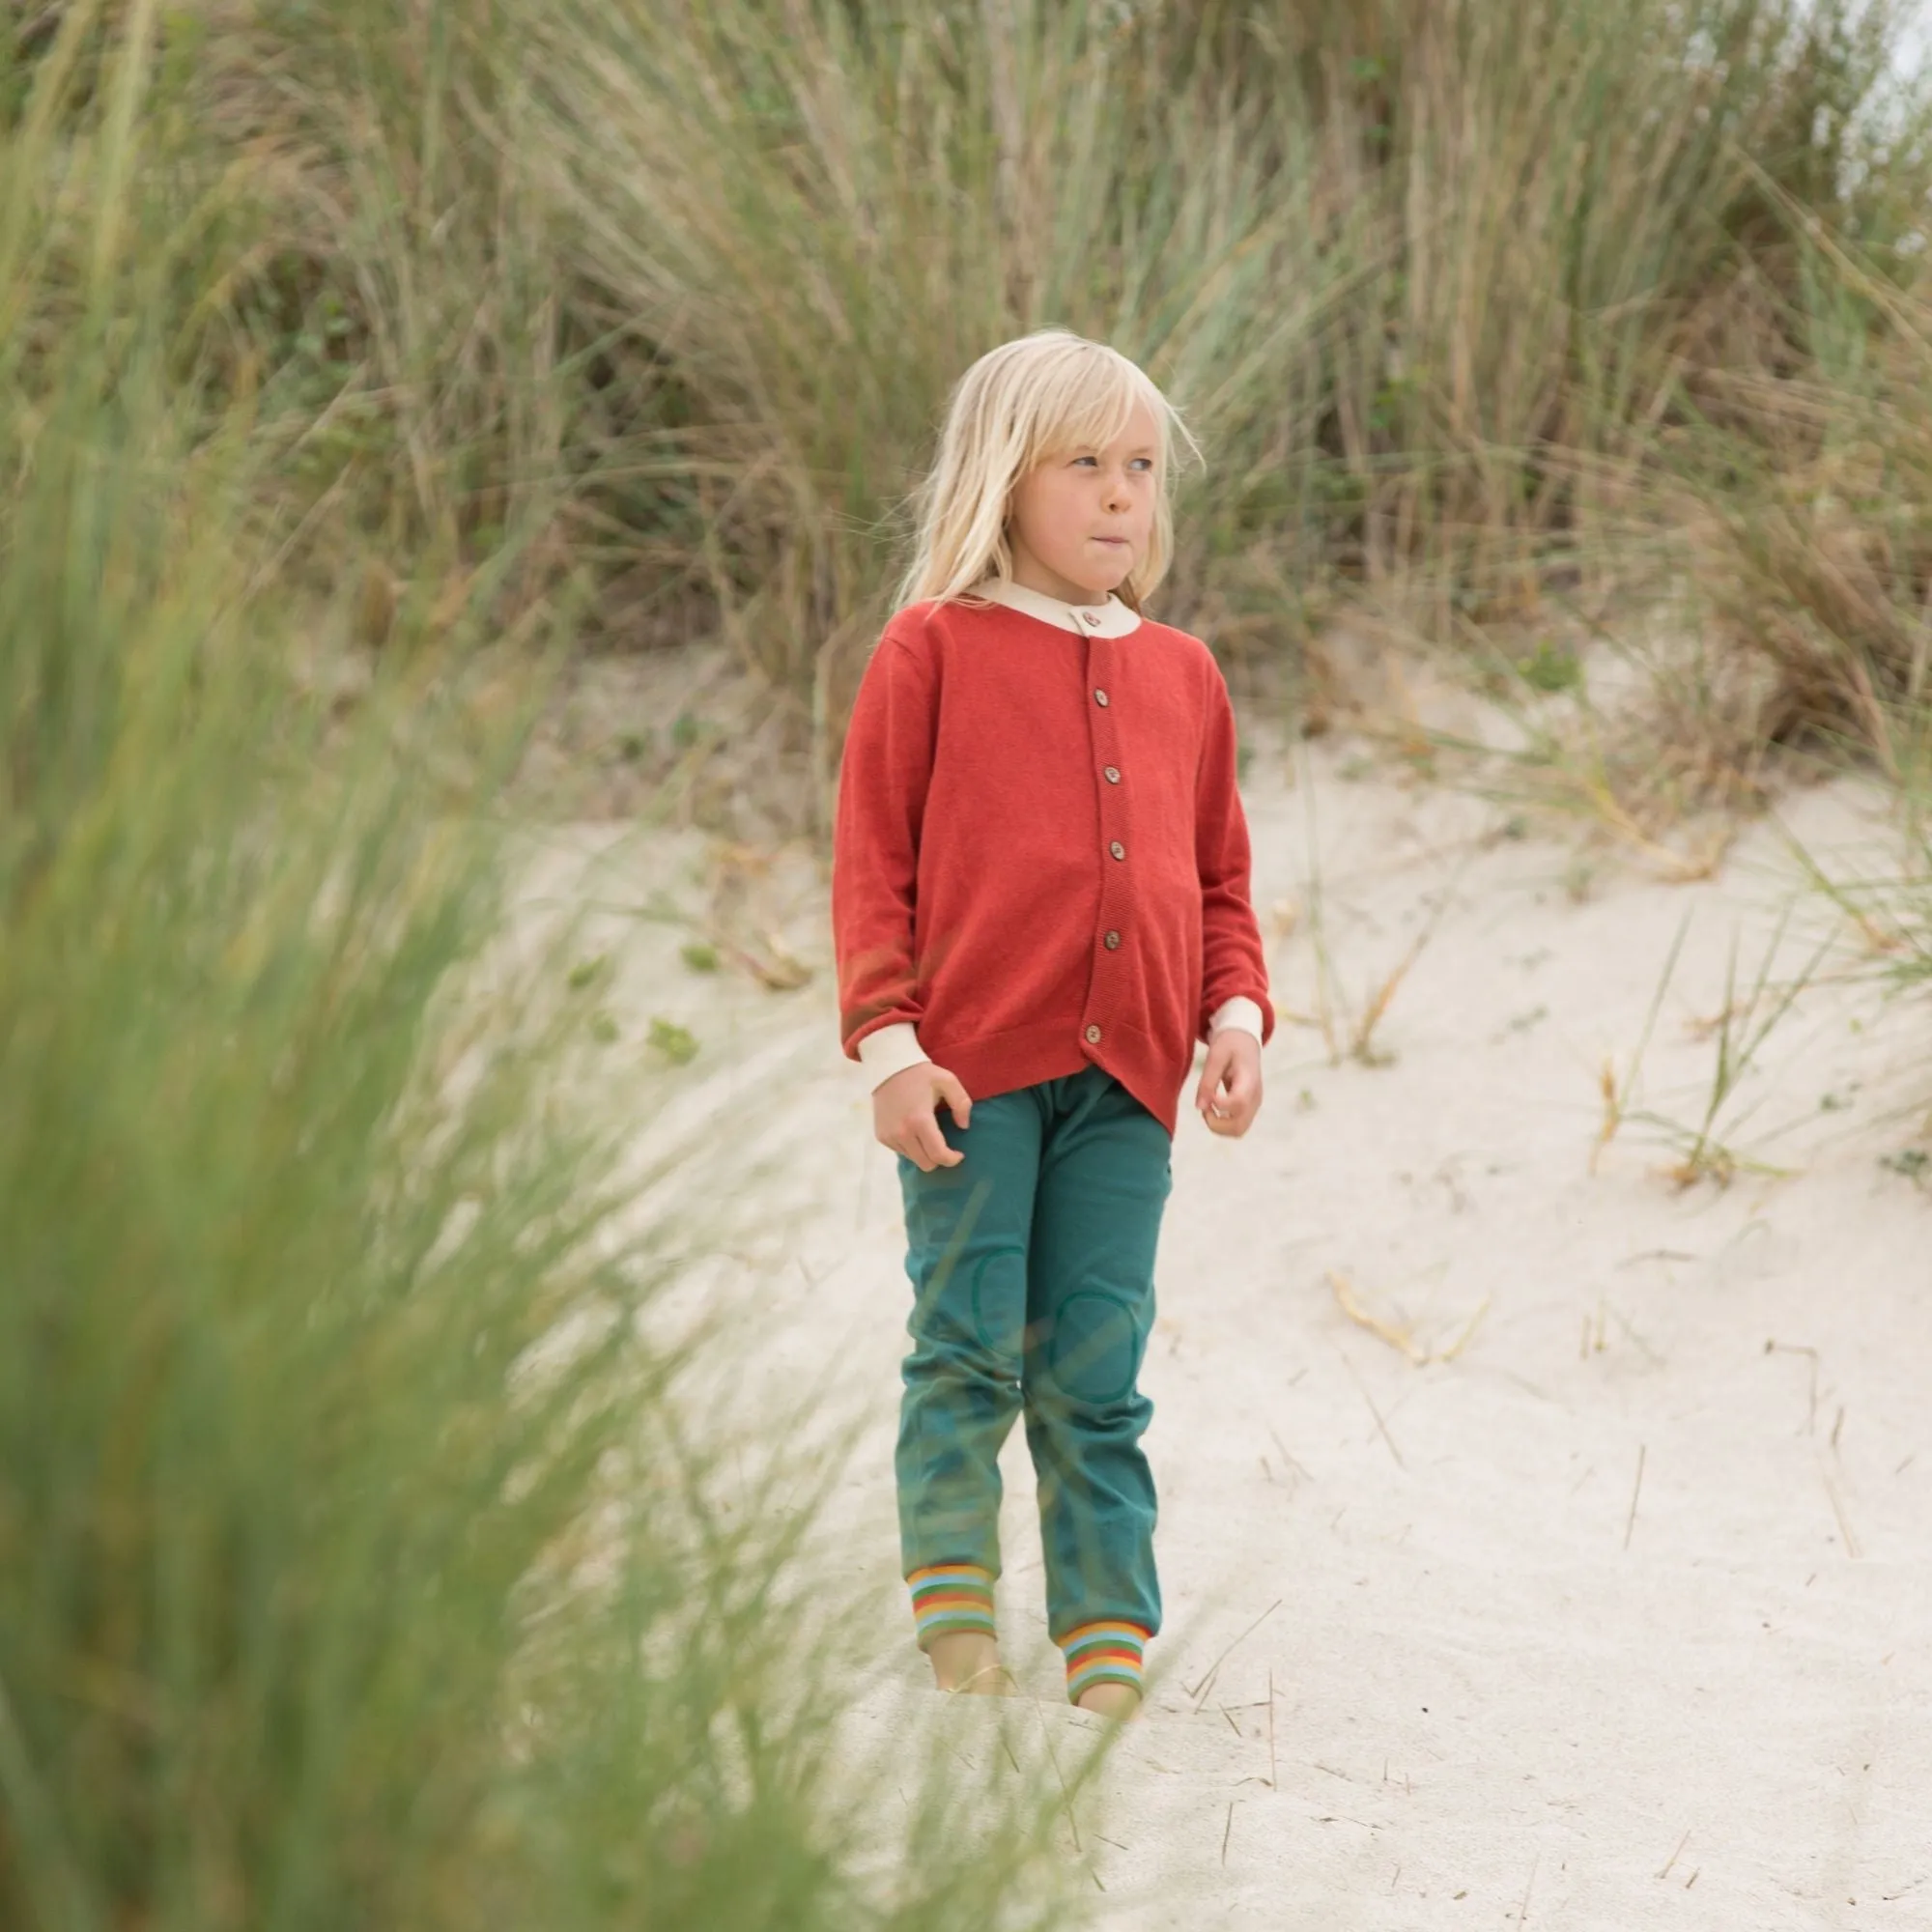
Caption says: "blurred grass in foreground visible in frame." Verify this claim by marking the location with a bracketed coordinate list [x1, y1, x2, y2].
[0, 11, 1088, 1926]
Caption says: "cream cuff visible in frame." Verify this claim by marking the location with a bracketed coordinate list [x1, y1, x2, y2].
[856, 1021, 930, 1091]
[1208, 996, 1266, 1044]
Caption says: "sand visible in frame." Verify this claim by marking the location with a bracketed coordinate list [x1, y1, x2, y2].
[527, 716, 1931, 1929]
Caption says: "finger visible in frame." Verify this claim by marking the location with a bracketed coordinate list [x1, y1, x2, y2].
[911, 1114, 959, 1170]
[939, 1072, 973, 1130]
[1195, 1053, 1228, 1113]
[893, 1120, 941, 1172]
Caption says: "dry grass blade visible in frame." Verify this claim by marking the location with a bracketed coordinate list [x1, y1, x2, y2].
[1334, 1348, 1406, 1470]
[1623, 1444, 1647, 1550]
[1182, 1600, 1283, 1711]
[1329, 1270, 1428, 1365]
[1593, 910, 1690, 1174]
[1817, 1455, 1863, 1559]
[1350, 865, 1464, 1065]
[1436, 1295, 1493, 1364]
[1329, 1270, 1491, 1368]
[1765, 1339, 1822, 1435]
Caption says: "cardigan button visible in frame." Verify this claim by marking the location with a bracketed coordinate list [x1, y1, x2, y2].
[1103, 930, 1121, 950]
[1085, 1023, 1102, 1043]
[1093, 689, 1109, 707]
[1103, 765, 1121, 783]
[1080, 610, 1101, 629]
[1108, 840, 1125, 861]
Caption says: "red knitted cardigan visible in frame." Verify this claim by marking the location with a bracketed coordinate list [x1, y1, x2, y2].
[831, 596, 1274, 1137]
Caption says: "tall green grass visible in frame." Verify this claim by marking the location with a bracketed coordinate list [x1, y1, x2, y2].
[1667, 213, 1932, 769]
[0, 14, 1088, 1926]
[114, 0, 1921, 774]
[537, 0, 1919, 631]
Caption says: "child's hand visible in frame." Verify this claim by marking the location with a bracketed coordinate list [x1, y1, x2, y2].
[1195, 1031, 1263, 1137]
[873, 1063, 973, 1172]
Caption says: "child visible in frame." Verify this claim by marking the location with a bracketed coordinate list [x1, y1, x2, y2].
[831, 329, 1273, 1719]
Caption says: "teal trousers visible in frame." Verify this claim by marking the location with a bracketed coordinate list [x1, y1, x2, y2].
[895, 1065, 1171, 1644]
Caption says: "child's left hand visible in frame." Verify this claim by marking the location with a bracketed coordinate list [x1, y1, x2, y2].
[1195, 1030, 1263, 1137]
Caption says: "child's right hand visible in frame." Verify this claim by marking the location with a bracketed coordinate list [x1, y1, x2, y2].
[873, 1063, 973, 1172]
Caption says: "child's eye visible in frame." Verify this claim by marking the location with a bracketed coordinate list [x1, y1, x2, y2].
[1072, 454, 1098, 468]
[1129, 457, 1153, 472]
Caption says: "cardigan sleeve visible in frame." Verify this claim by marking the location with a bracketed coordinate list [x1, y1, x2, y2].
[832, 628, 936, 1060]
[1194, 662, 1275, 1047]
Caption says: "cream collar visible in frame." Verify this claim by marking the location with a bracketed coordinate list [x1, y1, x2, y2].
[969, 576, 1143, 638]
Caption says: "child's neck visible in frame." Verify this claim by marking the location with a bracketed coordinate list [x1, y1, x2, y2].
[1008, 558, 1112, 609]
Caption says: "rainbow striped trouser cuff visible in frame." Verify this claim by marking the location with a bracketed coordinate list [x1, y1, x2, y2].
[1060, 1621, 1150, 1703]
[909, 1564, 997, 1648]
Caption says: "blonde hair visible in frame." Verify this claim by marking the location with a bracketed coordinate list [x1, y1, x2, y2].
[898, 329, 1199, 612]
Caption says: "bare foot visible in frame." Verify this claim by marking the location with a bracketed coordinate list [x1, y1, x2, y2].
[1074, 1682, 1143, 1722]
[928, 1631, 1013, 1695]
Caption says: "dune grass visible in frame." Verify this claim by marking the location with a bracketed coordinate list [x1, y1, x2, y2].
[523, 0, 1932, 685]
[0, 14, 1093, 1927]
[11, 0, 1927, 790]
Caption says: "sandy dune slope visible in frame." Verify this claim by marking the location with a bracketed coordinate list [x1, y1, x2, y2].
[524, 731, 1930, 1930]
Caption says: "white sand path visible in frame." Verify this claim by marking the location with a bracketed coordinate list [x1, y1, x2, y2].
[527, 730, 1930, 1929]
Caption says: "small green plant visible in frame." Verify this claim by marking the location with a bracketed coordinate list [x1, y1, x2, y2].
[1517, 638, 1582, 695]
[649, 1016, 701, 1064]
[1597, 913, 1830, 1188]
[681, 938, 722, 972]
[1880, 1147, 1929, 1186]
[1563, 852, 1600, 903]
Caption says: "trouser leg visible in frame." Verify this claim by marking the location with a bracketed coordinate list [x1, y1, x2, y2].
[895, 1088, 1042, 1648]
[1021, 1068, 1171, 1699]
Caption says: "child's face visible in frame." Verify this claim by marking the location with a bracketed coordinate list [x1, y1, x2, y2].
[1008, 401, 1158, 604]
